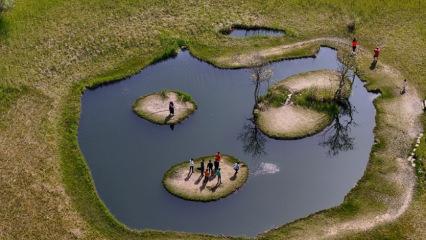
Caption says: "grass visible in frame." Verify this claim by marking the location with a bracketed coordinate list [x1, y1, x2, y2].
[162, 155, 249, 202]
[258, 85, 290, 108]
[0, 0, 425, 239]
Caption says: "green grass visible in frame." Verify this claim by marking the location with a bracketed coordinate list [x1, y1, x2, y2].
[0, 0, 425, 239]
[259, 85, 290, 108]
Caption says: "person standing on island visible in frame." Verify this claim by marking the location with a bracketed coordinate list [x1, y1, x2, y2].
[204, 168, 210, 182]
[373, 47, 381, 61]
[233, 162, 240, 175]
[351, 38, 358, 53]
[401, 79, 408, 95]
[214, 152, 221, 172]
[207, 160, 214, 174]
[189, 158, 194, 174]
[169, 101, 175, 116]
[198, 159, 205, 174]
[216, 167, 222, 184]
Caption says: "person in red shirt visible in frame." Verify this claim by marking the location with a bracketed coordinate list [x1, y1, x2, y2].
[214, 152, 221, 172]
[373, 47, 381, 61]
[351, 38, 358, 53]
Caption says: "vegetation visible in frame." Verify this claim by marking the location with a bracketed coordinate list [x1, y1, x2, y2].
[163, 155, 249, 202]
[0, 0, 425, 239]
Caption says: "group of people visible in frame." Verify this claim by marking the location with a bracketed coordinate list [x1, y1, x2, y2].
[188, 152, 241, 185]
[351, 38, 381, 61]
[351, 38, 407, 95]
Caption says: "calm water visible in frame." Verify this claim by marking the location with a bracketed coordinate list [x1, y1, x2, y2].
[78, 48, 377, 237]
[227, 28, 284, 37]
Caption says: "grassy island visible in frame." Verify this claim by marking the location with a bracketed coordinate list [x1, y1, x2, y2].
[132, 90, 197, 125]
[255, 70, 351, 139]
[163, 155, 248, 202]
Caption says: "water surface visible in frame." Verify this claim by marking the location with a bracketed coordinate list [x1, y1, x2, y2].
[226, 28, 284, 37]
[78, 48, 376, 237]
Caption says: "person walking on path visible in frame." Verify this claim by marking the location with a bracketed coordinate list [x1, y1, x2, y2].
[233, 162, 240, 175]
[401, 79, 408, 95]
[189, 158, 194, 174]
[373, 47, 381, 61]
[207, 160, 214, 174]
[214, 152, 221, 172]
[169, 101, 175, 116]
[351, 38, 358, 53]
[216, 168, 222, 185]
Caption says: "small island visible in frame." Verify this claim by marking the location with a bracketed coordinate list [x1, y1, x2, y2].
[163, 155, 248, 202]
[255, 70, 351, 139]
[132, 90, 197, 125]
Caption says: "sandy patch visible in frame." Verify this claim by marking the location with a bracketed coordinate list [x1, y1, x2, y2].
[133, 91, 196, 125]
[257, 104, 330, 139]
[280, 70, 340, 93]
[163, 155, 249, 202]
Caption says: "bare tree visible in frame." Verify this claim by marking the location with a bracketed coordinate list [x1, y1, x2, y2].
[249, 54, 273, 106]
[335, 52, 356, 102]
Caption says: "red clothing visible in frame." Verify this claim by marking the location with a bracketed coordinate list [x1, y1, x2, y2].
[351, 41, 358, 47]
[374, 48, 380, 57]
[215, 154, 221, 162]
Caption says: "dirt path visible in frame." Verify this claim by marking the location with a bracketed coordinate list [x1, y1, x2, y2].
[217, 38, 423, 239]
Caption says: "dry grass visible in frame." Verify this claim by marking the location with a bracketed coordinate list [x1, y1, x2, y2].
[0, 0, 425, 239]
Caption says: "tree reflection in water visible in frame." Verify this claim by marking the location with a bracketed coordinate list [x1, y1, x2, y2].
[238, 117, 267, 158]
[320, 99, 357, 156]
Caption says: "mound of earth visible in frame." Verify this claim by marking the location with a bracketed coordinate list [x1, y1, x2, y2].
[163, 155, 248, 202]
[133, 90, 196, 125]
[256, 70, 349, 139]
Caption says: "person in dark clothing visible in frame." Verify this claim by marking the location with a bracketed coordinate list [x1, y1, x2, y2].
[207, 160, 214, 174]
[198, 159, 205, 174]
[214, 160, 219, 172]
[351, 38, 358, 53]
[169, 101, 175, 116]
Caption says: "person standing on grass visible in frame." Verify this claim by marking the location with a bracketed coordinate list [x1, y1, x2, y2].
[169, 101, 175, 116]
[189, 158, 194, 174]
[233, 162, 240, 175]
[351, 38, 358, 53]
[401, 79, 408, 95]
[214, 152, 221, 172]
[207, 160, 214, 174]
[373, 47, 381, 61]
[216, 167, 222, 184]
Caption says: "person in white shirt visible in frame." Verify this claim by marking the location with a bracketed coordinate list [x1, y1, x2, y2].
[233, 162, 240, 175]
[189, 158, 194, 174]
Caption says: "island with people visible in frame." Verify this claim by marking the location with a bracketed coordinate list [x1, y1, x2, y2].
[162, 153, 249, 202]
[132, 90, 197, 125]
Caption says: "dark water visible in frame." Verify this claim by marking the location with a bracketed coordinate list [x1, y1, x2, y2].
[227, 28, 284, 37]
[78, 48, 377, 237]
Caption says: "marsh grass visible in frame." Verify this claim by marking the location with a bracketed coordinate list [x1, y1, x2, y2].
[1, 0, 425, 239]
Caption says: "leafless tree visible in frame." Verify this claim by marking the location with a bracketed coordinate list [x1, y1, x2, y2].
[249, 54, 273, 106]
[335, 52, 356, 102]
